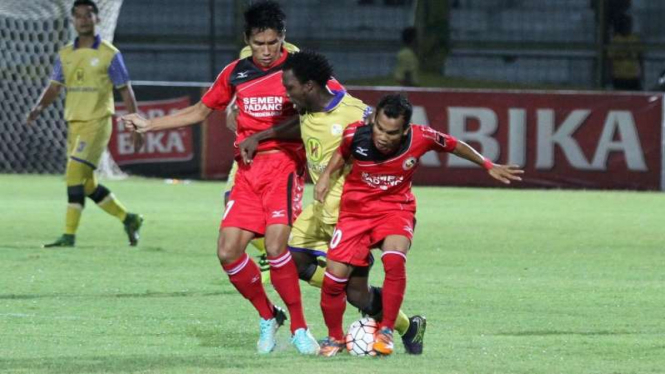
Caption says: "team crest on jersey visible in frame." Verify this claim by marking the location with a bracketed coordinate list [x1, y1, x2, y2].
[90, 57, 100, 67]
[307, 137, 323, 162]
[402, 157, 417, 170]
[331, 123, 343, 136]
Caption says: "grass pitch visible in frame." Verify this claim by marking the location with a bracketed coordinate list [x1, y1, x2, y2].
[1, 174, 663, 374]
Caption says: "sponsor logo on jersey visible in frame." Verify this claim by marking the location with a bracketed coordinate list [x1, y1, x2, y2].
[271, 210, 286, 218]
[75, 68, 85, 83]
[236, 71, 249, 79]
[361, 172, 405, 190]
[243, 96, 284, 117]
[403, 157, 417, 170]
[90, 57, 99, 67]
[403, 225, 414, 235]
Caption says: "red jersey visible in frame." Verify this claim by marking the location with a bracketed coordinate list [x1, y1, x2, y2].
[201, 48, 302, 157]
[338, 122, 458, 215]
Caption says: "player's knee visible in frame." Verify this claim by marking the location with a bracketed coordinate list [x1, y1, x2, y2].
[67, 185, 85, 208]
[346, 285, 371, 310]
[87, 184, 111, 204]
[217, 235, 243, 264]
[322, 273, 347, 297]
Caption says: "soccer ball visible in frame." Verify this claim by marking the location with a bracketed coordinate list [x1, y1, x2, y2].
[345, 317, 378, 356]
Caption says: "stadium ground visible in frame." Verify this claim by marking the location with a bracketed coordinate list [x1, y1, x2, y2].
[1, 174, 663, 374]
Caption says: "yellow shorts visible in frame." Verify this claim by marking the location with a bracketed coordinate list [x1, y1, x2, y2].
[224, 160, 239, 195]
[288, 202, 336, 256]
[67, 116, 112, 169]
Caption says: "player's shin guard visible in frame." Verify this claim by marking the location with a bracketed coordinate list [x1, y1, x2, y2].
[321, 272, 348, 340]
[268, 251, 307, 333]
[65, 185, 85, 235]
[222, 253, 274, 320]
[380, 251, 407, 330]
[88, 184, 128, 222]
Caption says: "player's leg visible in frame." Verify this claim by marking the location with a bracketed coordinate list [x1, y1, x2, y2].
[224, 161, 269, 283]
[319, 258, 354, 357]
[217, 226, 285, 354]
[373, 235, 411, 356]
[288, 203, 328, 287]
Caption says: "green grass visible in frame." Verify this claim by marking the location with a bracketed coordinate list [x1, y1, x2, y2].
[1, 174, 664, 374]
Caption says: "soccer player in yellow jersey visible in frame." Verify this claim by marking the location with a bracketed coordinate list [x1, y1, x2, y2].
[223, 41, 300, 283]
[26, 0, 143, 248]
[240, 50, 426, 354]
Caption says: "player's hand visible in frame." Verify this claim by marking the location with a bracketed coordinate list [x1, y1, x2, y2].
[239, 136, 259, 165]
[132, 132, 145, 152]
[26, 106, 43, 126]
[121, 113, 151, 133]
[314, 174, 331, 203]
[487, 164, 524, 185]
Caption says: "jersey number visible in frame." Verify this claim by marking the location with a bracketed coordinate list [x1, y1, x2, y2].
[223, 200, 235, 220]
[330, 228, 343, 249]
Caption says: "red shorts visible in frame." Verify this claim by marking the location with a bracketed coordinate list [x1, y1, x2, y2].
[327, 210, 415, 267]
[221, 151, 304, 236]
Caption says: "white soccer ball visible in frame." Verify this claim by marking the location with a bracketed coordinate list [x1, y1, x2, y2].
[345, 317, 378, 356]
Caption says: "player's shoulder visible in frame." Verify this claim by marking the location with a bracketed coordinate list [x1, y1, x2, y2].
[59, 42, 75, 54]
[411, 124, 437, 139]
[343, 120, 368, 137]
[339, 93, 367, 111]
[99, 40, 120, 54]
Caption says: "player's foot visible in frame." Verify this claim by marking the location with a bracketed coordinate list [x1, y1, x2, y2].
[401, 315, 426, 355]
[374, 327, 394, 356]
[43, 234, 75, 248]
[257, 306, 287, 354]
[123, 213, 143, 246]
[318, 336, 345, 357]
[291, 328, 320, 355]
[257, 254, 271, 284]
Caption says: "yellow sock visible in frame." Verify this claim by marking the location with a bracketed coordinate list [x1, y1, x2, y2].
[250, 238, 266, 254]
[64, 203, 83, 235]
[395, 310, 410, 336]
[307, 265, 325, 288]
[98, 195, 128, 222]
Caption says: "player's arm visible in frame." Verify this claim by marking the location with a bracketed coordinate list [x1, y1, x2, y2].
[122, 101, 213, 133]
[239, 115, 300, 164]
[452, 140, 524, 184]
[314, 148, 348, 203]
[27, 55, 64, 126]
[26, 82, 62, 125]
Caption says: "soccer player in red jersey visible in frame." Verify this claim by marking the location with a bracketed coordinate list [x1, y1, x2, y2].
[121, 1, 318, 355]
[315, 94, 523, 356]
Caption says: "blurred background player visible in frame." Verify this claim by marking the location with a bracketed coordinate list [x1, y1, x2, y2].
[394, 26, 420, 86]
[224, 41, 300, 284]
[239, 50, 426, 355]
[121, 1, 319, 355]
[26, 0, 143, 248]
[608, 14, 643, 91]
[315, 93, 523, 356]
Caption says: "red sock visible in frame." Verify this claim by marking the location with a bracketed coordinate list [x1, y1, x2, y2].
[320, 272, 348, 340]
[222, 253, 274, 320]
[268, 250, 306, 333]
[380, 251, 407, 330]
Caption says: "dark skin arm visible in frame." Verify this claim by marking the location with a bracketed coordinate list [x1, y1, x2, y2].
[238, 115, 300, 164]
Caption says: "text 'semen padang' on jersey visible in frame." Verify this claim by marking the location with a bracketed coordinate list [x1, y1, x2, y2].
[201, 49, 302, 158]
[338, 122, 458, 215]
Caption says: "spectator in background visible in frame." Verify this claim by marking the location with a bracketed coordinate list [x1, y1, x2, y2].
[608, 14, 643, 91]
[394, 27, 419, 86]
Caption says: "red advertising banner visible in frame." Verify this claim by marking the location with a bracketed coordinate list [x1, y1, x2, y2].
[111, 97, 194, 165]
[349, 88, 663, 190]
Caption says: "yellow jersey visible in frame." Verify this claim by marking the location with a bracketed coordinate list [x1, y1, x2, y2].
[300, 91, 369, 224]
[50, 35, 130, 122]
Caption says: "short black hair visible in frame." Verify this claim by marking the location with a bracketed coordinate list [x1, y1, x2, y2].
[244, 1, 286, 38]
[376, 93, 413, 128]
[71, 0, 99, 15]
[282, 50, 333, 88]
[402, 27, 416, 45]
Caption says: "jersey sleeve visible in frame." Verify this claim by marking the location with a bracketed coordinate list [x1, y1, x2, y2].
[108, 52, 131, 88]
[201, 62, 237, 111]
[338, 121, 361, 159]
[49, 55, 64, 85]
[421, 127, 458, 153]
